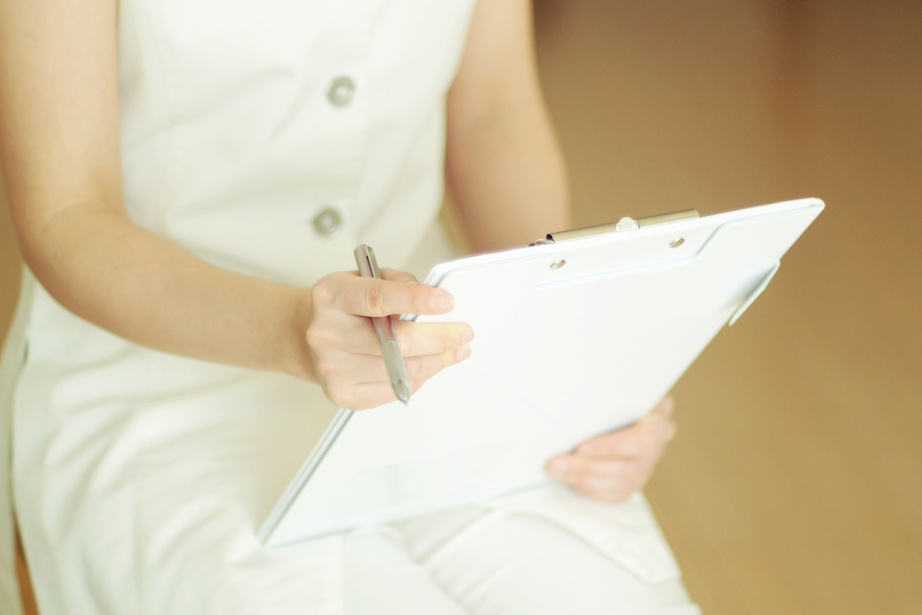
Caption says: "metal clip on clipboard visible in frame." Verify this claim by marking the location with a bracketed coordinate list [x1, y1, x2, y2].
[533, 210, 699, 245]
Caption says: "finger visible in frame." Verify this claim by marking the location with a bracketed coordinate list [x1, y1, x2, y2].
[647, 395, 675, 420]
[328, 381, 409, 411]
[547, 454, 652, 502]
[651, 396, 678, 443]
[313, 317, 472, 358]
[575, 402, 676, 459]
[403, 344, 472, 385]
[547, 454, 624, 481]
[393, 321, 474, 357]
[327, 346, 473, 410]
[569, 473, 646, 503]
[305, 309, 387, 357]
[545, 453, 590, 484]
[547, 453, 639, 484]
[318, 344, 472, 385]
[575, 426, 664, 460]
[314, 271, 456, 318]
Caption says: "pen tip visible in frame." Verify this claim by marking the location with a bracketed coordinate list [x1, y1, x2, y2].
[394, 379, 411, 406]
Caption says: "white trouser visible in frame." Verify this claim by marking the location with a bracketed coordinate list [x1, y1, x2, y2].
[345, 503, 700, 615]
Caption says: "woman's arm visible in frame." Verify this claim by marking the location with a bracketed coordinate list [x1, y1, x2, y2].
[0, 0, 470, 410]
[445, 0, 570, 252]
[446, 0, 677, 502]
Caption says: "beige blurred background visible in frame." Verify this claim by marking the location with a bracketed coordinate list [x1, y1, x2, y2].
[3, 1, 921, 613]
[533, 1, 922, 614]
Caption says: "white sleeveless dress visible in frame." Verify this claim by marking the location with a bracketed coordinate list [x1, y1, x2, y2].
[0, 1, 698, 613]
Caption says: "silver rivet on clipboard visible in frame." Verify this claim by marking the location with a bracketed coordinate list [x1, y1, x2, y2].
[550, 259, 567, 269]
[669, 238, 685, 248]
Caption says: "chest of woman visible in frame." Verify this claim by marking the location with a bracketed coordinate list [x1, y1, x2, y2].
[117, 0, 475, 281]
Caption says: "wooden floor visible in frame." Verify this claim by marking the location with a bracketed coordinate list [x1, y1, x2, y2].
[534, 1, 922, 613]
[2, 1, 921, 613]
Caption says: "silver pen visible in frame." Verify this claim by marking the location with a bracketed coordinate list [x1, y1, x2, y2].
[354, 244, 412, 405]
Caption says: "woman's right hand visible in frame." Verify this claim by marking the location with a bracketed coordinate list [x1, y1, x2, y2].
[303, 268, 473, 410]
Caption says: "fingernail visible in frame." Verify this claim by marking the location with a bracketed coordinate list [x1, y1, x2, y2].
[456, 344, 471, 362]
[431, 291, 454, 312]
[547, 457, 569, 480]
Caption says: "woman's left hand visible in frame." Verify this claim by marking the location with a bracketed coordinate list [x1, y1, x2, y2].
[545, 396, 677, 503]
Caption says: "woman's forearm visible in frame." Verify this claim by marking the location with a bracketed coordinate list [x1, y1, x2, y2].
[1, 0, 312, 378]
[446, 100, 570, 252]
[20, 201, 472, 409]
[444, 0, 570, 253]
[25, 202, 315, 380]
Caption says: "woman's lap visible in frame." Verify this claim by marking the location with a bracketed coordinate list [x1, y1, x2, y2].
[16, 363, 698, 614]
[347, 507, 699, 615]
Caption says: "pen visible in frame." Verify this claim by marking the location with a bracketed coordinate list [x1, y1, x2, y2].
[354, 244, 412, 405]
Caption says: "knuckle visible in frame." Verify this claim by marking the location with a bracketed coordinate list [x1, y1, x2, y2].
[304, 322, 321, 344]
[361, 283, 387, 315]
[311, 276, 336, 307]
[304, 323, 331, 353]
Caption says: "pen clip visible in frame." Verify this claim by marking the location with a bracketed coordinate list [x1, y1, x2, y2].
[354, 244, 382, 280]
[366, 246, 382, 279]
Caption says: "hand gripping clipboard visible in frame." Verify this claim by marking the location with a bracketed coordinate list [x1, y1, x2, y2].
[259, 198, 824, 547]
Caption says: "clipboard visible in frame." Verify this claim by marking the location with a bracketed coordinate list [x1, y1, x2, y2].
[259, 197, 824, 547]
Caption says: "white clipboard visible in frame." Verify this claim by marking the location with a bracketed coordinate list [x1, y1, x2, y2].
[259, 198, 824, 547]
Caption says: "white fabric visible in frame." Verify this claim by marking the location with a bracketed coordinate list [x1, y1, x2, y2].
[117, 0, 473, 282]
[0, 272, 30, 615]
[347, 493, 699, 615]
[0, 0, 699, 613]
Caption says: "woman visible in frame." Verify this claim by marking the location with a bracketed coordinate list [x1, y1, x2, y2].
[0, 0, 697, 612]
